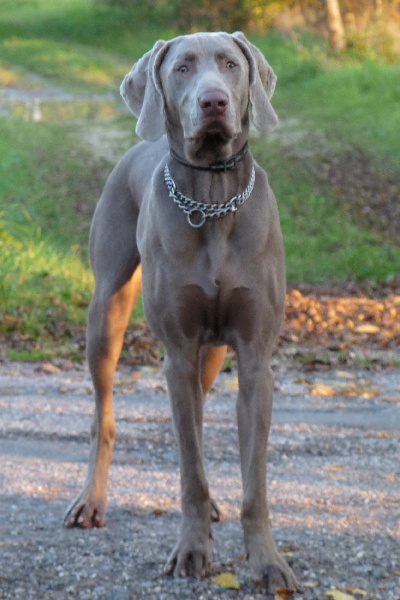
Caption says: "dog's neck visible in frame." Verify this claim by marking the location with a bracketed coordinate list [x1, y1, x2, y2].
[169, 143, 249, 173]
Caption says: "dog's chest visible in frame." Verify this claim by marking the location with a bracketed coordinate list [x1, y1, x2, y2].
[176, 282, 257, 345]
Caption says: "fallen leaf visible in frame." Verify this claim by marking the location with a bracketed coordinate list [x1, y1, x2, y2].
[212, 572, 240, 590]
[151, 508, 166, 516]
[226, 376, 239, 390]
[382, 396, 400, 403]
[346, 589, 367, 597]
[341, 385, 380, 399]
[336, 371, 356, 379]
[354, 323, 380, 334]
[303, 580, 319, 588]
[2, 314, 18, 325]
[311, 383, 337, 397]
[326, 591, 356, 600]
[42, 362, 62, 374]
[0, 541, 18, 547]
[275, 589, 295, 599]
[361, 388, 379, 399]
[323, 464, 344, 473]
[152, 383, 167, 392]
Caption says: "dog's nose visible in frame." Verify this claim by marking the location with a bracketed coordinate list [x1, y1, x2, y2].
[198, 91, 229, 116]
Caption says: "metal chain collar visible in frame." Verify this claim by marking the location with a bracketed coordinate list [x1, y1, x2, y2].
[164, 164, 256, 228]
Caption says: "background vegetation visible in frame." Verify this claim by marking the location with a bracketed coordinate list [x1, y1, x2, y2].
[0, 0, 399, 359]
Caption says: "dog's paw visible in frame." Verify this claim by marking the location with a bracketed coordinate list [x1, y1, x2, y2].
[250, 553, 301, 594]
[164, 530, 213, 579]
[64, 488, 107, 529]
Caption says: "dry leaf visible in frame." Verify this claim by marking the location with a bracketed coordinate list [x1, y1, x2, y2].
[323, 464, 344, 473]
[354, 323, 380, 334]
[42, 362, 62, 374]
[336, 371, 355, 379]
[326, 591, 356, 600]
[212, 572, 240, 590]
[311, 383, 337, 397]
[347, 589, 367, 597]
[361, 388, 379, 399]
[226, 376, 239, 390]
[382, 396, 400, 403]
[0, 541, 18, 547]
[151, 508, 166, 516]
[303, 580, 319, 588]
[152, 383, 167, 392]
[275, 588, 295, 600]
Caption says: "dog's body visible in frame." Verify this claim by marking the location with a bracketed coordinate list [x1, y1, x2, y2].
[65, 32, 299, 593]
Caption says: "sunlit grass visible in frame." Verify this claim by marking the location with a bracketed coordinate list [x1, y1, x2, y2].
[1, 36, 130, 91]
[0, 220, 93, 336]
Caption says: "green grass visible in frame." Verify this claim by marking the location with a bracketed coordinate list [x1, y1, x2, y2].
[0, 0, 174, 91]
[1, 0, 399, 355]
[0, 116, 141, 351]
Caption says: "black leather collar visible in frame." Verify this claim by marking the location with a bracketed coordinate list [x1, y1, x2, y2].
[170, 143, 248, 173]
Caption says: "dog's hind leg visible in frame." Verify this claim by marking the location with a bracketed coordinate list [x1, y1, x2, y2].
[200, 345, 228, 397]
[200, 345, 228, 522]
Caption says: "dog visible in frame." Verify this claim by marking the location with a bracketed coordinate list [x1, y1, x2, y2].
[64, 31, 299, 594]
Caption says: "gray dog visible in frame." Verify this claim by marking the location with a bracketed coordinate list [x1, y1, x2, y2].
[65, 31, 299, 594]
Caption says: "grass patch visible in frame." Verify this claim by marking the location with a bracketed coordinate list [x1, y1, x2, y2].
[0, 117, 144, 356]
[252, 136, 400, 284]
[0, 0, 173, 91]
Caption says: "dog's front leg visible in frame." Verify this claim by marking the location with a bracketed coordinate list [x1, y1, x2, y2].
[237, 351, 300, 593]
[64, 267, 141, 528]
[163, 352, 213, 579]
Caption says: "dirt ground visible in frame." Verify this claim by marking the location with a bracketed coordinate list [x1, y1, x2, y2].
[0, 358, 399, 600]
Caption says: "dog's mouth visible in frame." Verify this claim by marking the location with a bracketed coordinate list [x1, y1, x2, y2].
[186, 127, 237, 163]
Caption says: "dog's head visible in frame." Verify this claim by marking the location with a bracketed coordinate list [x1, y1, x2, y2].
[121, 32, 278, 162]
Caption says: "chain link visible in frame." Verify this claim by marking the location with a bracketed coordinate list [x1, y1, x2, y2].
[164, 164, 256, 228]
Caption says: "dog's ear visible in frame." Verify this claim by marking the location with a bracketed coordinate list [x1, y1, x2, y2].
[232, 32, 278, 133]
[120, 40, 170, 141]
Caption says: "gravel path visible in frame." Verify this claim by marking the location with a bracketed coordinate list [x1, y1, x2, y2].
[0, 360, 399, 599]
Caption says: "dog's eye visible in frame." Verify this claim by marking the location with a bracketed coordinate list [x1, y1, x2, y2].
[177, 65, 189, 73]
[226, 61, 237, 69]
